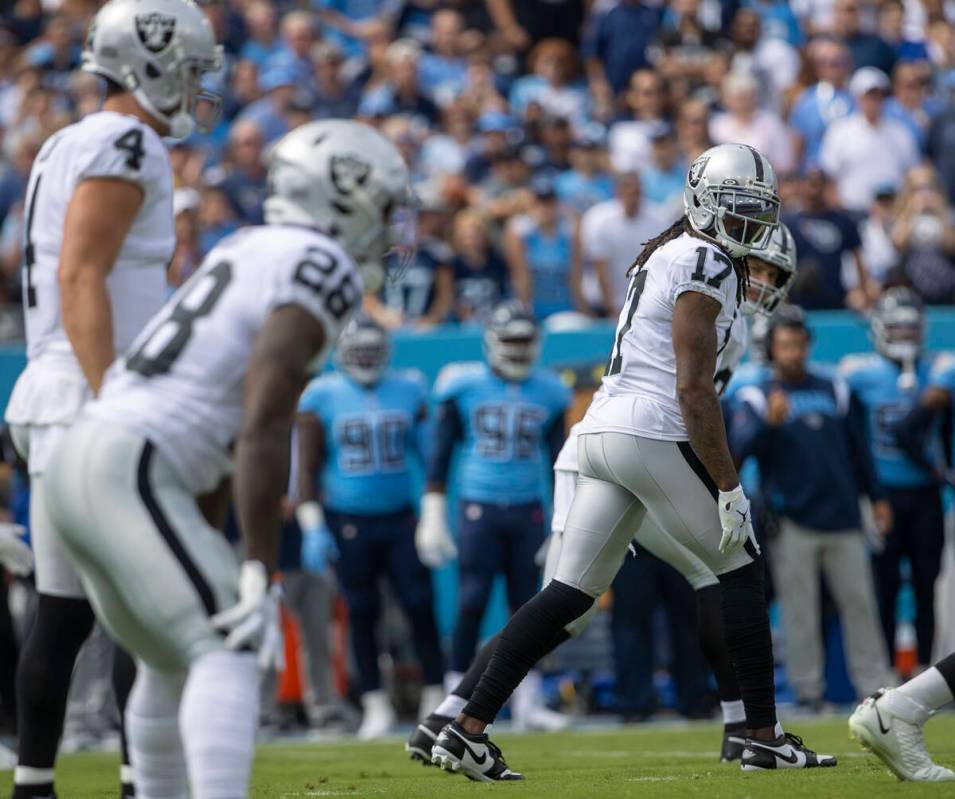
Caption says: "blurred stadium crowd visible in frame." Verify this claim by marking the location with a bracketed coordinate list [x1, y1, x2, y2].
[0, 0, 951, 754]
[0, 0, 952, 335]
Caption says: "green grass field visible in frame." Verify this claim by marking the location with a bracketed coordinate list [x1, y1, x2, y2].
[4, 715, 954, 798]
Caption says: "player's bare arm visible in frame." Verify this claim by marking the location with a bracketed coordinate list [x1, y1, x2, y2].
[235, 304, 327, 572]
[296, 412, 326, 505]
[59, 177, 144, 395]
[673, 290, 739, 492]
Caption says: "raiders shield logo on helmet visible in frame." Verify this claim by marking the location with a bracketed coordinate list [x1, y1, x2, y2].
[136, 12, 176, 54]
[330, 154, 371, 196]
[687, 156, 709, 189]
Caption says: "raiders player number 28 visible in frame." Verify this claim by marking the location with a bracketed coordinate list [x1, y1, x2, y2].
[42, 120, 414, 799]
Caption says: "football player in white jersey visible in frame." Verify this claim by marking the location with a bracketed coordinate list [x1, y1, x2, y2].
[430, 145, 836, 780]
[409, 223, 798, 767]
[3, 1, 221, 796]
[42, 120, 413, 799]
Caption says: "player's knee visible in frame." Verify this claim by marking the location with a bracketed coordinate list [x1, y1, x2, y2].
[563, 601, 597, 638]
[717, 557, 764, 598]
[504, 580, 594, 646]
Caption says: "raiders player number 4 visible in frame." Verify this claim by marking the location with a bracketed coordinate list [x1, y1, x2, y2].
[42, 120, 415, 799]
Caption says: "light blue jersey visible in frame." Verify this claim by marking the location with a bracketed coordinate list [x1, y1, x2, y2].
[840, 352, 943, 488]
[520, 218, 574, 320]
[433, 363, 570, 504]
[299, 370, 428, 514]
[929, 353, 955, 394]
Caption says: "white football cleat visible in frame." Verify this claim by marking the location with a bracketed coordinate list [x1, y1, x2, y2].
[357, 689, 396, 740]
[512, 703, 570, 732]
[849, 688, 955, 782]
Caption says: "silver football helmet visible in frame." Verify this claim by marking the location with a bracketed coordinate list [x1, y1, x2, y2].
[264, 120, 416, 294]
[871, 287, 924, 363]
[83, 0, 223, 139]
[743, 222, 797, 316]
[684, 143, 780, 258]
[336, 316, 390, 386]
[484, 301, 540, 381]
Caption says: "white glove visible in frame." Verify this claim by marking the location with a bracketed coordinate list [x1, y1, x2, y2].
[0, 523, 32, 576]
[211, 561, 284, 670]
[415, 492, 457, 568]
[717, 485, 759, 556]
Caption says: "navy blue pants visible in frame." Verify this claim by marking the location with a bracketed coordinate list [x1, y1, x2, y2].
[451, 500, 546, 672]
[874, 485, 945, 667]
[610, 548, 713, 718]
[326, 507, 444, 694]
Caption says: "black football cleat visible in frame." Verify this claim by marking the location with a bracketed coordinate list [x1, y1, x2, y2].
[721, 721, 747, 763]
[741, 731, 838, 771]
[405, 713, 452, 765]
[431, 721, 524, 781]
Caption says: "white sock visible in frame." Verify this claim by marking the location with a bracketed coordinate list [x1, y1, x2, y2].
[434, 694, 467, 719]
[897, 666, 955, 714]
[180, 650, 260, 799]
[512, 670, 542, 722]
[720, 700, 746, 726]
[13, 766, 54, 786]
[774, 721, 784, 739]
[443, 671, 463, 695]
[126, 666, 188, 799]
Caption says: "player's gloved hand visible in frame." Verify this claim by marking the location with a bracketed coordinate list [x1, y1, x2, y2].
[296, 502, 339, 574]
[212, 560, 284, 670]
[0, 523, 32, 576]
[415, 492, 457, 568]
[717, 485, 759, 556]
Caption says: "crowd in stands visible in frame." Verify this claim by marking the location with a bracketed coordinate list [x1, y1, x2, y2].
[0, 0, 952, 338]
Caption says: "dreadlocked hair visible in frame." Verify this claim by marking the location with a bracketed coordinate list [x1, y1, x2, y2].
[626, 215, 750, 306]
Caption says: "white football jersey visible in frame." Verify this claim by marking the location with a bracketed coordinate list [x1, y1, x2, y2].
[579, 232, 748, 441]
[6, 111, 172, 431]
[88, 225, 361, 495]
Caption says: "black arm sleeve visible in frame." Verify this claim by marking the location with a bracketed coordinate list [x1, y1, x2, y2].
[426, 398, 463, 485]
[546, 413, 566, 467]
[894, 402, 942, 476]
[847, 390, 885, 501]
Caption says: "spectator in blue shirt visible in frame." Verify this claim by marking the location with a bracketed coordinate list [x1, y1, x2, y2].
[417, 9, 469, 106]
[832, 0, 896, 75]
[785, 169, 876, 310]
[741, 0, 804, 46]
[361, 39, 440, 128]
[264, 10, 318, 98]
[585, 0, 662, 97]
[312, 43, 361, 120]
[640, 122, 687, 217]
[237, 1, 282, 69]
[451, 209, 512, 325]
[884, 61, 941, 149]
[236, 65, 298, 143]
[877, 0, 930, 63]
[203, 119, 268, 224]
[554, 126, 614, 215]
[789, 37, 855, 170]
[730, 307, 892, 708]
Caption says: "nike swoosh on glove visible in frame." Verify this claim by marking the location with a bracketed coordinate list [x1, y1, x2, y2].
[0, 523, 32, 576]
[211, 560, 284, 670]
[717, 485, 759, 556]
[415, 492, 457, 568]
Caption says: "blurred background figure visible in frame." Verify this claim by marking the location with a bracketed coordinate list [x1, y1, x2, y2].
[842, 290, 949, 679]
[417, 302, 570, 730]
[729, 307, 893, 709]
[297, 319, 444, 739]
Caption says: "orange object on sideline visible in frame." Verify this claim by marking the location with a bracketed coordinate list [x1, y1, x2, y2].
[277, 603, 304, 703]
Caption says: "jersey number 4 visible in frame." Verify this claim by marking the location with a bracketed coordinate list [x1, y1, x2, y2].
[127, 261, 232, 377]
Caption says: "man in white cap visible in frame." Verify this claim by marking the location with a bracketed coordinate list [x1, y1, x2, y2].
[819, 66, 919, 212]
